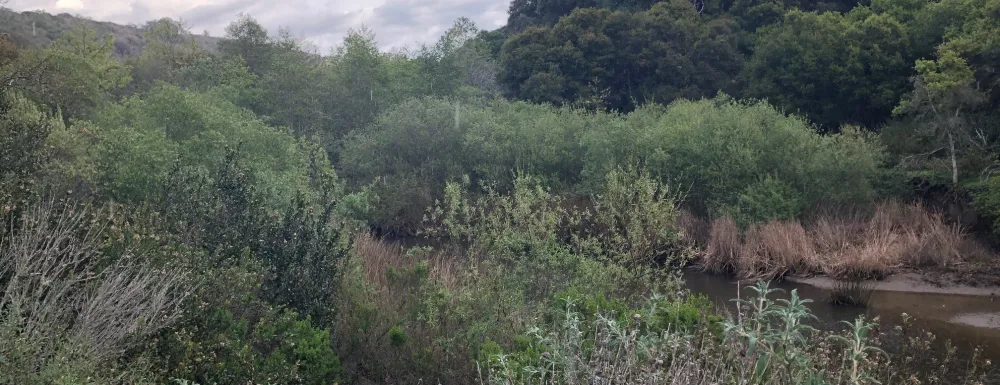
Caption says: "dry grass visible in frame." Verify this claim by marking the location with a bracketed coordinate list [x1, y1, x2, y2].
[702, 218, 740, 274]
[738, 221, 817, 279]
[828, 279, 876, 307]
[677, 209, 710, 247]
[351, 232, 461, 291]
[701, 201, 981, 280]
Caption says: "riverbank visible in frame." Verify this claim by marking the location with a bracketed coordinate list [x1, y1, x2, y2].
[787, 272, 1000, 296]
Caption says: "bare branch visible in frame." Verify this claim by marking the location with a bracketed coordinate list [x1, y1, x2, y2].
[0, 199, 189, 366]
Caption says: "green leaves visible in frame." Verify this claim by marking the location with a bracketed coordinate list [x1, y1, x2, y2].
[500, 0, 743, 112]
[742, 8, 911, 129]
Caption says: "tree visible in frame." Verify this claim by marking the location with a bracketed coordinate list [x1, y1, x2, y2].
[1, 26, 130, 119]
[742, 8, 911, 130]
[255, 28, 328, 136]
[128, 18, 203, 94]
[419, 18, 500, 97]
[219, 14, 273, 76]
[500, 0, 742, 112]
[323, 28, 390, 139]
[893, 48, 987, 186]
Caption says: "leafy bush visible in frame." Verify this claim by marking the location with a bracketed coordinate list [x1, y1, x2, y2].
[0, 91, 59, 207]
[88, 85, 312, 208]
[339, 97, 483, 232]
[582, 96, 885, 224]
[162, 306, 341, 385]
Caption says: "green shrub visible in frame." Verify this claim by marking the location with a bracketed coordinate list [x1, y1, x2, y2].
[582, 95, 885, 224]
[973, 175, 1000, 235]
[339, 97, 484, 232]
[156, 261, 341, 385]
[0, 91, 60, 207]
[724, 174, 805, 227]
[84, 85, 312, 208]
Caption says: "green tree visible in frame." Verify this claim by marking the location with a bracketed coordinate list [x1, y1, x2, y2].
[127, 18, 203, 94]
[500, 0, 742, 112]
[893, 48, 987, 187]
[323, 28, 391, 139]
[742, 8, 911, 130]
[219, 14, 273, 76]
[1, 26, 130, 119]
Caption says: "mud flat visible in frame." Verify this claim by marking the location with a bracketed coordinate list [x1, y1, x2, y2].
[787, 273, 1000, 296]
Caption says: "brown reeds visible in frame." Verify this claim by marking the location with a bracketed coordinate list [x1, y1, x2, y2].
[703, 218, 740, 274]
[738, 221, 817, 279]
[677, 209, 710, 247]
[701, 201, 979, 280]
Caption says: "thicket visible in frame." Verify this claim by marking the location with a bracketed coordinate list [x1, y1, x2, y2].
[0, 0, 999, 383]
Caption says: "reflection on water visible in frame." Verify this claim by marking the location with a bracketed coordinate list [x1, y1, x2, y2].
[682, 270, 1000, 360]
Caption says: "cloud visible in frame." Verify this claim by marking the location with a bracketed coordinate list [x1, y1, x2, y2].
[55, 0, 84, 9]
[8, 0, 510, 51]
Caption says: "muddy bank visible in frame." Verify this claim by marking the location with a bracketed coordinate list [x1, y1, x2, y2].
[787, 272, 1000, 296]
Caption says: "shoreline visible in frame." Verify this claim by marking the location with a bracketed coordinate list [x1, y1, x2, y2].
[785, 272, 1000, 297]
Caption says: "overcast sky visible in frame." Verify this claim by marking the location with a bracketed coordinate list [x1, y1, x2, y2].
[7, 0, 509, 51]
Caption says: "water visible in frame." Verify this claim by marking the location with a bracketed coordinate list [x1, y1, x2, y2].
[682, 270, 1000, 361]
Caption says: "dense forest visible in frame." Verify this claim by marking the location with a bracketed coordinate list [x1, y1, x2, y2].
[1, 0, 999, 384]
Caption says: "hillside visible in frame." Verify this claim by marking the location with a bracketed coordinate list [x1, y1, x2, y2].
[0, 8, 220, 56]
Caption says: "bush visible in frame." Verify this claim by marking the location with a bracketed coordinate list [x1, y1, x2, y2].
[0, 200, 188, 385]
[339, 97, 482, 232]
[0, 91, 59, 207]
[582, 95, 884, 224]
[84, 85, 312, 208]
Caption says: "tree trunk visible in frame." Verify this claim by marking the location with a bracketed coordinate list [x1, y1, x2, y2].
[949, 131, 958, 186]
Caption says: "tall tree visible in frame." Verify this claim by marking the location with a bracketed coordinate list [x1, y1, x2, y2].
[219, 14, 273, 76]
[894, 48, 987, 186]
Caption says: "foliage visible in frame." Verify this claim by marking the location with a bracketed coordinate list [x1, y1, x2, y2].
[82, 85, 312, 208]
[1, 25, 129, 119]
[486, 281, 991, 385]
[0, 200, 188, 385]
[157, 264, 342, 385]
[500, 0, 743, 112]
[742, 8, 911, 130]
[582, 96, 884, 223]
[3, 3, 1000, 385]
[0, 91, 59, 207]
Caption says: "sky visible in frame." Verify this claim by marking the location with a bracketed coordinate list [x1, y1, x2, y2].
[7, 0, 510, 51]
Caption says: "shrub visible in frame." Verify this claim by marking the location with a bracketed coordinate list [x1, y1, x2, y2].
[83, 85, 313, 208]
[0, 91, 59, 208]
[0, 200, 188, 384]
[582, 96, 884, 224]
[339, 97, 483, 232]
[154, 258, 341, 385]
